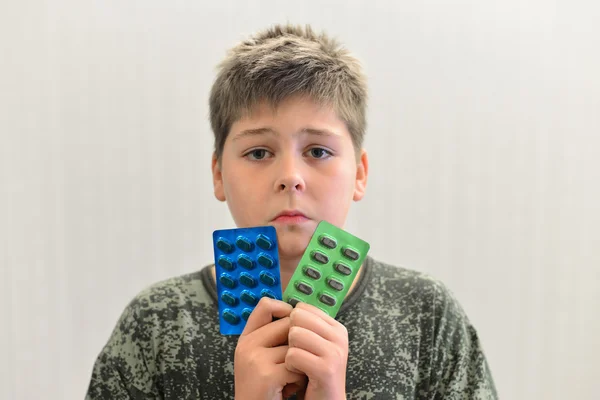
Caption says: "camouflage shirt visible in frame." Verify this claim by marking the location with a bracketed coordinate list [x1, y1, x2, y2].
[86, 256, 498, 399]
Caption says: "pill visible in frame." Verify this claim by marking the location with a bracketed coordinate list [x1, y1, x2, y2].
[214, 226, 283, 335]
[260, 289, 276, 299]
[217, 256, 235, 271]
[311, 251, 329, 264]
[238, 254, 254, 270]
[216, 238, 234, 254]
[334, 262, 352, 276]
[223, 310, 240, 325]
[288, 297, 301, 307]
[319, 235, 337, 249]
[221, 291, 238, 307]
[219, 273, 237, 289]
[319, 293, 337, 307]
[241, 308, 253, 321]
[256, 234, 273, 250]
[236, 236, 254, 252]
[259, 271, 277, 287]
[303, 266, 322, 280]
[240, 272, 257, 288]
[327, 278, 344, 291]
[240, 290, 258, 306]
[296, 282, 313, 295]
[342, 247, 359, 261]
[257, 253, 275, 268]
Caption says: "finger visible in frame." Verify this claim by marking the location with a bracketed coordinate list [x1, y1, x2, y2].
[290, 307, 339, 343]
[265, 345, 290, 364]
[241, 297, 293, 336]
[294, 301, 337, 326]
[285, 346, 321, 376]
[288, 326, 331, 357]
[247, 316, 291, 348]
[273, 363, 307, 391]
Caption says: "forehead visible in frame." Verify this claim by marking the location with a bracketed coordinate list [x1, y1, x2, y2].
[231, 96, 349, 137]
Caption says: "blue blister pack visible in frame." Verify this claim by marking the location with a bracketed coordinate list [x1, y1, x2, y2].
[212, 225, 282, 335]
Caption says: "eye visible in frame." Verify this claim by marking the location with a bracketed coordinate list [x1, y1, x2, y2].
[307, 147, 333, 159]
[244, 148, 272, 161]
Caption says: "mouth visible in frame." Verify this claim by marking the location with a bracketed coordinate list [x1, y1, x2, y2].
[271, 210, 309, 224]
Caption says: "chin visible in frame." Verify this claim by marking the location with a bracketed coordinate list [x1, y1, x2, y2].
[275, 228, 312, 259]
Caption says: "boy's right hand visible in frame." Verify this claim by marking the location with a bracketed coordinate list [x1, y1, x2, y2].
[234, 297, 307, 400]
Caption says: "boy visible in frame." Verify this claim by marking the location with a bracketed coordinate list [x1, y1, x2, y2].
[86, 24, 497, 399]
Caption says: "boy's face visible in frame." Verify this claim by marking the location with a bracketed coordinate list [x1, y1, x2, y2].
[212, 96, 368, 263]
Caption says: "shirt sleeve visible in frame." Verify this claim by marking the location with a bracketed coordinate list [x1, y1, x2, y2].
[85, 300, 160, 400]
[427, 282, 499, 399]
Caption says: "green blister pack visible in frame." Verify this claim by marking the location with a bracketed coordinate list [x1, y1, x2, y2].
[283, 220, 370, 317]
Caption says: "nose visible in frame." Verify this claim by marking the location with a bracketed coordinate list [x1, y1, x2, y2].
[273, 155, 306, 193]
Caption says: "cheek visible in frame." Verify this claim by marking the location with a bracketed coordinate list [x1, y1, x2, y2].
[223, 168, 268, 224]
[223, 161, 252, 194]
[222, 171, 247, 214]
[316, 166, 356, 212]
[320, 162, 356, 194]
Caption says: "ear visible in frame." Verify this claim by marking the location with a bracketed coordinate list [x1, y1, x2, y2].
[212, 152, 226, 202]
[353, 149, 368, 201]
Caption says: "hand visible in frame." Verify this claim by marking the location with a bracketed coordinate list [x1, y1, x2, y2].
[234, 297, 308, 400]
[285, 302, 349, 400]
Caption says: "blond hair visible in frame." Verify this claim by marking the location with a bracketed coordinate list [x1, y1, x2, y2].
[209, 24, 368, 159]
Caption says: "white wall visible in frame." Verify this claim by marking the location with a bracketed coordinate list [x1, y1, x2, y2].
[1, 1, 599, 399]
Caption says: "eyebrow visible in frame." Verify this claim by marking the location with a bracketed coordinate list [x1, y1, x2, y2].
[232, 127, 340, 141]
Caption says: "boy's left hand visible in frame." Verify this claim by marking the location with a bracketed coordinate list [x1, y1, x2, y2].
[285, 302, 348, 400]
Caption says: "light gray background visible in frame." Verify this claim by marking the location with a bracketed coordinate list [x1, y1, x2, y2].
[1, 1, 599, 399]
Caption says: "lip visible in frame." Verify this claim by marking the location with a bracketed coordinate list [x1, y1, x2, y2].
[271, 210, 309, 223]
